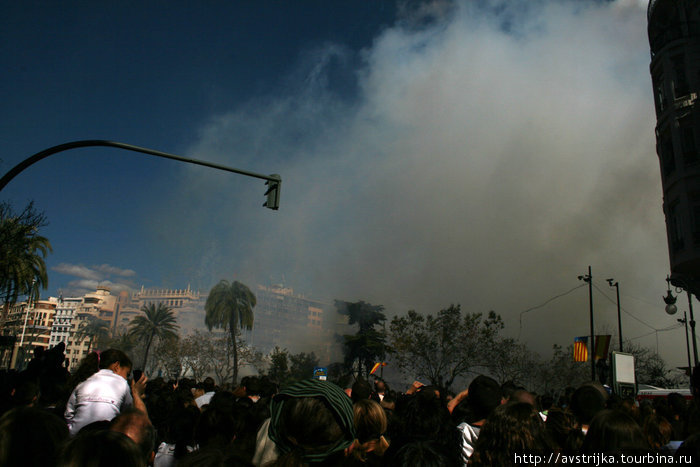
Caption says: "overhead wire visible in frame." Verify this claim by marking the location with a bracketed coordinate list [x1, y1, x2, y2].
[518, 283, 587, 339]
[591, 281, 658, 330]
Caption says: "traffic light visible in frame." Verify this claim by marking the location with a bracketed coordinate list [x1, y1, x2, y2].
[263, 174, 281, 210]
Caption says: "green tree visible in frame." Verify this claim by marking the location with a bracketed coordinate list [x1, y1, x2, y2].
[388, 305, 504, 391]
[180, 330, 214, 382]
[534, 344, 589, 394]
[74, 315, 111, 353]
[104, 331, 137, 354]
[289, 351, 319, 381]
[153, 334, 184, 380]
[204, 280, 256, 385]
[128, 303, 179, 369]
[486, 337, 539, 388]
[268, 346, 290, 385]
[0, 201, 52, 307]
[336, 300, 387, 379]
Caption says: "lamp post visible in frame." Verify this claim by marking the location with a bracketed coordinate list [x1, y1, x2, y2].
[606, 279, 624, 352]
[664, 275, 698, 367]
[579, 266, 595, 381]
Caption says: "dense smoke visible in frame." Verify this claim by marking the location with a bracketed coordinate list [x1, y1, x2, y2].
[146, 1, 677, 361]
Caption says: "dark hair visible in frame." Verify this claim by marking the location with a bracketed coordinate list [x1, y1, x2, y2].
[581, 409, 649, 454]
[58, 430, 145, 467]
[470, 402, 550, 466]
[545, 408, 583, 454]
[352, 378, 372, 403]
[194, 392, 243, 449]
[98, 349, 132, 371]
[387, 440, 453, 467]
[0, 406, 69, 466]
[202, 376, 216, 393]
[466, 375, 502, 422]
[570, 385, 606, 426]
[67, 352, 100, 392]
[676, 432, 700, 460]
[642, 413, 672, 450]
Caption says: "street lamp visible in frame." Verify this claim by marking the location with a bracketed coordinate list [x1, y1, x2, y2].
[606, 278, 623, 352]
[578, 266, 595, 381]
[664, 275, 698, 367]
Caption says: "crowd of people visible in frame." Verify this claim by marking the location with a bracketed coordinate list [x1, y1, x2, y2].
[1, 343, 700, 466]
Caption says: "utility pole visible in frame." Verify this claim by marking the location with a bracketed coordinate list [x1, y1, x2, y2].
[579, 266, 595, 381]
[607, 279, 623, 352]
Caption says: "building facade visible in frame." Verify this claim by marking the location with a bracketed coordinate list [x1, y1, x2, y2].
[648, 0, 700, 293]
[0, 298, 57, 370]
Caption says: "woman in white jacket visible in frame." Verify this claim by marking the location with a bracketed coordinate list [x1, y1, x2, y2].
[64, 348, 147, 435]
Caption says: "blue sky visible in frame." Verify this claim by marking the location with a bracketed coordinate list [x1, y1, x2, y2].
[2, 0, 692, 367]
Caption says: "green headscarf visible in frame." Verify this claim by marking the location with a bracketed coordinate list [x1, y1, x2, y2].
[269, 379, 356, 463]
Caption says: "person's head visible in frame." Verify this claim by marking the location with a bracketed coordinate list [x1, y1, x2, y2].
[667, 392, 686, 418]
[545, 408, 583, 454]
[58, 430, 145, 467]
[387, 441, 453, 467]
[642, 413, 672, 451]
[202, 377, 216, 393]
[192, 383, 205, 399]
[98, 349, 132, 379]
[374, 379, 387, 393]
[269, 379, 356, 465]
[570, 384, 606, 427]
[246, 376, 263, 397]
[351, 378, 372, 403]
[352, 399, 388, 461]
[0, 406, 69, 467]
[466, 375, 502, 423]
[470, 402, 549, 466]
[510, 389, 536, 407]
[194, 390, 246, 450]
[581, 409, 649, 454]
[109, 409, 156, 464]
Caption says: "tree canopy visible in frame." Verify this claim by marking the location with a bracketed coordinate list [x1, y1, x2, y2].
[388, 305, 504, 391]
[204, 279, 256, 385]
[0, 201, 52, 306]
[129, 303, 179, 369]
[336, 300, 388, 379]
[74, 315, 111, 353]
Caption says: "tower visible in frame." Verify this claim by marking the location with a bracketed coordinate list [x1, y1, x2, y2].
[648, 0, 700, 294]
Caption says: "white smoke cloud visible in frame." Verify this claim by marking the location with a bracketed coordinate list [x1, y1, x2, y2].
[148, 1, 682, 362]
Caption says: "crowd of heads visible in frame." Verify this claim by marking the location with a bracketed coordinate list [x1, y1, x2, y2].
[1, 345, 700, 466]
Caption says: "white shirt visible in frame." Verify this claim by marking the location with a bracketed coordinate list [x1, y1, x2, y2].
[457, 422, 481, 465]
[195, 391, 215, 408]
[65, 369, 133, 435]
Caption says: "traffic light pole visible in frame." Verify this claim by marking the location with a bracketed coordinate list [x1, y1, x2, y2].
[0, 140, 281, 209]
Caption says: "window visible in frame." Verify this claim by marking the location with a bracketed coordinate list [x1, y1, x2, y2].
[668, 200, 684, 252]
[672, 55, 689, 98]
[653, 71, 666, 114]
[660, 130, 675, 177]
[680, 116, 698, 165]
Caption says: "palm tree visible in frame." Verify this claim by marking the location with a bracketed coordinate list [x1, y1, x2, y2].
[74, 315, 111, 353]
[204, 280, 256, 385]
[0, 202, 52, 307]
[129, 303, 179, 369]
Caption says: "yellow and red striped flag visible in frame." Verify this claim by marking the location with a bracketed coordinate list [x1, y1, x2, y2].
[594, 335, 611, 361]
[574, 336, 588, 362]
[369, 362, 387, 375]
